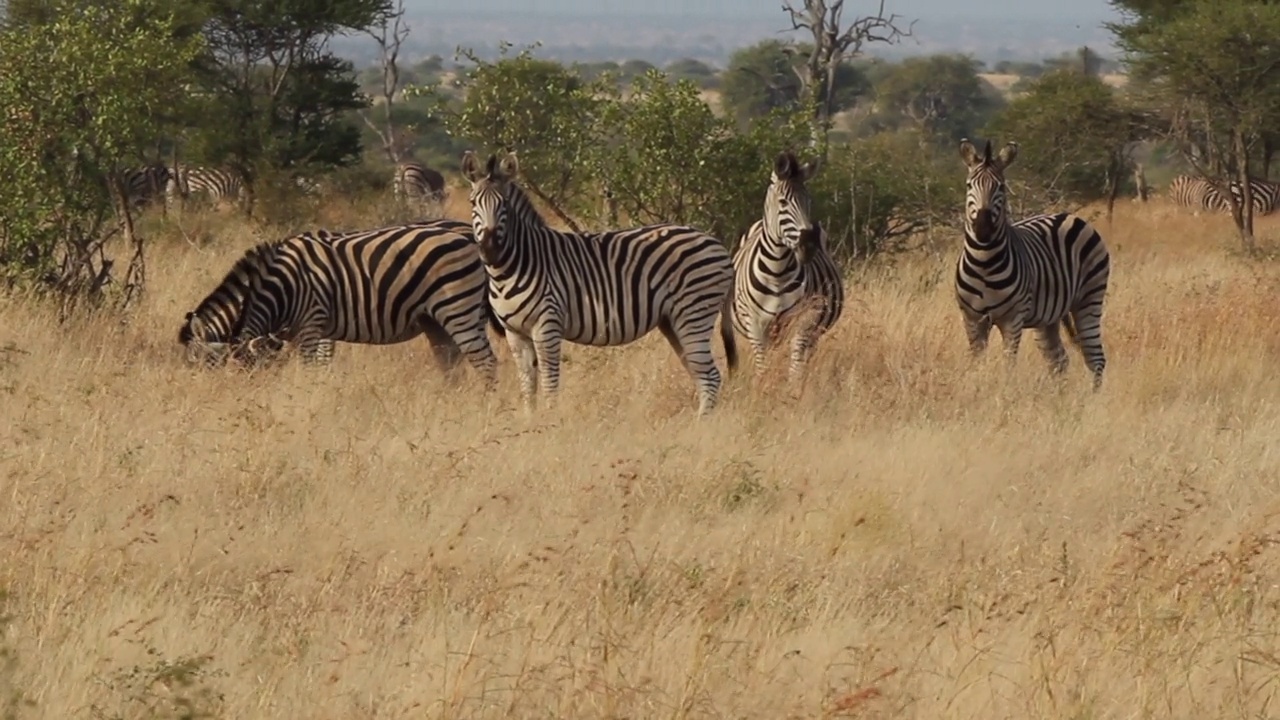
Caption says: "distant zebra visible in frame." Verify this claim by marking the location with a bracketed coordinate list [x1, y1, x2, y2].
[225, 219, 504, 385]
[956, 138, 1110, 389]
[1168, 174, 1235, 214]
[393, 161, 446, 208]
[728, 151, 844, 384]
[1227, 177, 1280, 217]
[116, 164, 173, 208]
[178, 228, 346, 367]
[460, 150, 736, 415]
[168, 165, 247, 208]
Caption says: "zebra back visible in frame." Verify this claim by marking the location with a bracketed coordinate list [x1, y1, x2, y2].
[170, 165, 248, 206]
[394, 162, 446, 202]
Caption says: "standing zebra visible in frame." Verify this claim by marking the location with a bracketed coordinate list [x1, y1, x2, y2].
[179, 228, 346, 367]
[116, 164, 173, 208]
[1168, 174, 1236, 214]
[393, 161, 447, 210]
[459, 150, 737, 415]
[226, 219, 504, 385]
[167, 165, 248, 209]
[955, 138, 1110, 389]
[728, 151, 844, 385]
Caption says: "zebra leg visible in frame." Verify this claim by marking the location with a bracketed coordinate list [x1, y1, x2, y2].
[962, 312, 993, 357]
[432, 312, 499, 389]
[505, 331, 539, 409]
[1035, 323, 1069, 375]
[297, 331, 331, 366]
[1068, 309, 1107, 391]
[532, 323, 564, 400]
[786, 306, 825, 387]
[997, 322, 1024, 362]
[660, 315, 723, 416]
[419, 317, 465, 375]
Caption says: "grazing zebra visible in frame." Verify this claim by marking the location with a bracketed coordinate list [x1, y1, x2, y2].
[728, 151, 844, 384]
[1168, 174, 1235, 214]
[116, 164, 173, 208]
[459, 150, 736, 415]
[225, 219, 504, 385]
[956, 138, 1110, 389]
[167, 165, 248, 208]
[178, 228, 346, 367]
[393, 161, 446, 207]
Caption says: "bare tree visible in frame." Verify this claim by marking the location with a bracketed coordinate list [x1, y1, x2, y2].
[781, 0, 913, 154]
[360, 0, 410, 164]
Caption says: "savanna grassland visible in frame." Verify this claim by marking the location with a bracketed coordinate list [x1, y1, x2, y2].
[3, 191, 1280, 719]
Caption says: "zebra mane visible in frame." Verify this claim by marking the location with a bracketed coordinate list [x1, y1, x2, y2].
[502, 180, 553, 232]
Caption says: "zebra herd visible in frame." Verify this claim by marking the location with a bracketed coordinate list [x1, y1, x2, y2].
[1168, 174, 1280, 216]
[178, 139, 1113, 415]
[118, 159, 446, 211]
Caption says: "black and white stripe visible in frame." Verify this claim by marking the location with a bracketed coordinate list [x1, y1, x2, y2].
[955, 139, 1110, 389]
[393, 162, 446, 205]
[117, 164, 173, 208]
[1227, 178, 1280, 217]
[1168, 174, 1235, 214]
[168, 165, 247, 207]
[460, 151, 737, 415]
[227, 219, 504, 384]
[179, 229, 346, 367]
[728, 151, 844, 383]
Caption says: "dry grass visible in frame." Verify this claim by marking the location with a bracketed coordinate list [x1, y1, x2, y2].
[3, 196, 1280, 719]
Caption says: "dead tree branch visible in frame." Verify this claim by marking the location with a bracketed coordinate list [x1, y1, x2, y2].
[359, 0, 410, 164]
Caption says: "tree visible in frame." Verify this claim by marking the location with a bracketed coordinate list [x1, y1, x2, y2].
[1111, 0, 1280, 246]
[781, 0, 913, 153]
[720, 40, 869, 125]
[443, 44, 611, 231]
[0, 0, 201, 312]
[359, 0, 411, 164]
[182, 0, 391, 213]
[866, 54, 1002, 143]
[986, 70, 1144, 216]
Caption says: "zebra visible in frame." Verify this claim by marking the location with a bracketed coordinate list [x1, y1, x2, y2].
[728, 151, 844, 385]
[1168, 175, 1236, 214]
[1227, 177, 1280, 217]
[459, 150, 737, 416]
[224, 219, 505, 385]
[115, 164, 173, 209]
[179, 228, 347, 367]
[956, 138, 1110, 389]
[167, 165, 248, 208]
[393, 161, 447, 210]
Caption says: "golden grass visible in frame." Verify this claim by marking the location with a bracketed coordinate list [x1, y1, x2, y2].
[3, 197, 1280, 719]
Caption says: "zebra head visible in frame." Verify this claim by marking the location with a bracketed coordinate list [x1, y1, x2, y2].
[765, 151, 822, 264]
[179, 311, 232, 367]
[959, 138, 1019, 244]
[460, 150, 518, 265]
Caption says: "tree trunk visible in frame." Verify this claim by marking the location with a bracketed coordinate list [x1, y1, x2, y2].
[1105, 158, 1120, 223]
[1232, 127, 1255, 249]
[1133, 163, 1149, 202]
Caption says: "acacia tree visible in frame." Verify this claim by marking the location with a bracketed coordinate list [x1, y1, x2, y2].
[1111, 0, 1280, 246]
[782, 0, 913, 154]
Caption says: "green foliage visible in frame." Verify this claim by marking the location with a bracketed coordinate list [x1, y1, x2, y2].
[590, 70, 810, 240]
[862, 54, 1003, 144]
[0, 0, 201, 297]
[810, 130, 964, 257]
[445, 43, 611, 215]
[91, 648, 226, 720]
[987, 70, 1141, 205]
[720, 40, 868, 124]
[664, 58, 720, 88]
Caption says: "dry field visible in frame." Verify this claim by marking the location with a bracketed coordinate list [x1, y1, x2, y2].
[3, 195, 1280, 719]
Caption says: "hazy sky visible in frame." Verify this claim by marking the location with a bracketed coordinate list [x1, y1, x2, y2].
[403, 0, 1119, 20]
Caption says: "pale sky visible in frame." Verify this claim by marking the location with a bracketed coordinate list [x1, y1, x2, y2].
[403, 0, 1119, 20]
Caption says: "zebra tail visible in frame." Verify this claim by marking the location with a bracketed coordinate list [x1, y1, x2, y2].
[719, 289, 738, 375]
[1061, 314, 1082, 350]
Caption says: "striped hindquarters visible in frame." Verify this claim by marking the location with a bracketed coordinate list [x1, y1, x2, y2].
[1004, 214, 1110, 328]
[170, 165, 247, 205]
[230, 219, 500, 381]
[1228, 178, 1280, 216]
[393, 162, 446, 203]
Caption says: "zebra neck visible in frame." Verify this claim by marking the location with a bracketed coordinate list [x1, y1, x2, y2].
[962, 224, 1011, 262]
[758, 226, 801, 276]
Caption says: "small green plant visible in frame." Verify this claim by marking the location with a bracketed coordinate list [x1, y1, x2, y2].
[90, 647, 226, 720]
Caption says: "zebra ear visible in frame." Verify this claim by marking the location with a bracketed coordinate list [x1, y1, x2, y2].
[498, 152, 520, 179]
[773, 151, 797, 180]
[460, 151, 484, 184]
[997, 142, 1019, 169]
[959, 138, 982, 167]
[799, 157, 820, 182]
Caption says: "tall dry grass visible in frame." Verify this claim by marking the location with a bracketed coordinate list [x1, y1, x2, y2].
[2, 195, 1280, 719]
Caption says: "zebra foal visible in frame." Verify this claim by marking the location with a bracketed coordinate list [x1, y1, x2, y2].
[955, 138, 1110, 389]
[459, 150, 737, 415]
[728, 150, 844, 386]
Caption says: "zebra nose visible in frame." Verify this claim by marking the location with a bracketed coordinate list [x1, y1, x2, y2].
[973, 209, 996, 239]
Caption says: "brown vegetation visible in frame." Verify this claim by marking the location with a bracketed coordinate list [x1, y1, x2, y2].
[2, 197, 1280, 718]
